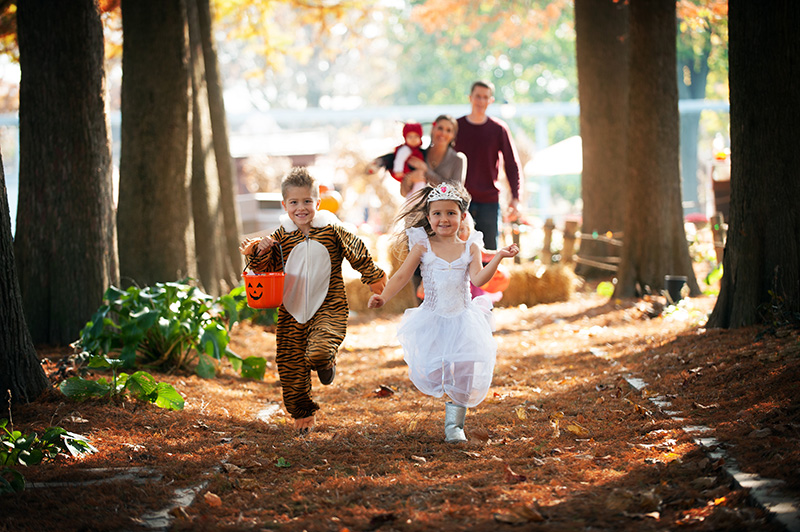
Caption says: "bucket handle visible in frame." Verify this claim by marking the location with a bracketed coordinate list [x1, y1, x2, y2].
[243, 241, 284, 275]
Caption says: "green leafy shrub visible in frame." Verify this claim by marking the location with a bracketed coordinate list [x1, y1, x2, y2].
[77, 281, 266, 380]
[59, 355, 185, 410]
[1, 418, 96, 494]
[218, 284, 279, 327]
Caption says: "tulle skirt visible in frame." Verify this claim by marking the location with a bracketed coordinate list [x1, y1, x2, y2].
[397, 296, 496, 408]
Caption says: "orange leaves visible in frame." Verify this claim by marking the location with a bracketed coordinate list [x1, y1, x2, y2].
[410, 0, 572, 49]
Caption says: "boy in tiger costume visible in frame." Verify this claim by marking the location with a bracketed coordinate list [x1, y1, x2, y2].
[240, 167, 386, 433]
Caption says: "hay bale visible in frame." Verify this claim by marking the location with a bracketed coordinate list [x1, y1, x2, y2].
[495, 262, 577, 307]
[346, 237, 418, 315]
[348, 260, 576, 314]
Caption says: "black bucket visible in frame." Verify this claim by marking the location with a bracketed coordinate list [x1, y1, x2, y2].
[664, 275, 688, 303]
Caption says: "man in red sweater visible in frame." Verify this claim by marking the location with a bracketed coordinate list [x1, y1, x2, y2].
[455, 80, 522, 250]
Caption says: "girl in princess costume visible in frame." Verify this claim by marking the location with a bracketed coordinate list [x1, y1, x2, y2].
[368, 183, 519, 442]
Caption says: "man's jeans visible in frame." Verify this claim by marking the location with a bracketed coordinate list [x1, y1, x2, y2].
[468, 201, 500, 251]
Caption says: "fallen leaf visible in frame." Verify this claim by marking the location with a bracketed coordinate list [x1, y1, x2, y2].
[515, 406, 527, 420]
[222, 463, 244, 474]
[204, 492, 222, 507]
[471, 427, 490, 442]
[410, 455, 427, 464]
[566, 423, 590, 438]
[503, 463, 527, 483]
[373, 385, 395, 398]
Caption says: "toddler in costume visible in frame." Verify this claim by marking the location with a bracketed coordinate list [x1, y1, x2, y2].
[392, 122, 425, 182]
[240, 167, 386, 433]
[368, 183, 519, 442]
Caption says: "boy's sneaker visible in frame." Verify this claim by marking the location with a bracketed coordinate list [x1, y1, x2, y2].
[317, 365, 336, 385]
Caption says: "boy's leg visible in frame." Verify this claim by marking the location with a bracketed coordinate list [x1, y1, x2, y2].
[276, 314, 319, 421]
[306, 315, 346, 383]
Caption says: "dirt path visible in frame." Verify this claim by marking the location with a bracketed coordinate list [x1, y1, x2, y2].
[2, 290, 798, 531]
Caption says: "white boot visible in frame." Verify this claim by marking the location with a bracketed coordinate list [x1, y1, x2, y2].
[444, 402, 467, 442]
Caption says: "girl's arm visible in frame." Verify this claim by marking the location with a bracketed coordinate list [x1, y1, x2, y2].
[368, 244, 425, 308]
[468, 242, 519, 287]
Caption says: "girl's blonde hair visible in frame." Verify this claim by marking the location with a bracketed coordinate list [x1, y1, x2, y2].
[393, 183, 471, 252]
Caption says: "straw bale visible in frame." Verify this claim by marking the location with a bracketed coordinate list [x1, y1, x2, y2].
[496, 262, 577, 307]
[348, 258, 577, 315]
[346, 238, 417, 315]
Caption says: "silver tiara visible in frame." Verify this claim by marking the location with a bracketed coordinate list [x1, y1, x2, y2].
[427, 184, 462, 203]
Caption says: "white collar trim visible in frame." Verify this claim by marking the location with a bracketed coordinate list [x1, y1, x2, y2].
[280, 209, 342, 232]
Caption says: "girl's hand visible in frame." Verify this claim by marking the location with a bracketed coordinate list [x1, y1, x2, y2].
[367, 294, 385, 309]
[498, 243, 520, 259]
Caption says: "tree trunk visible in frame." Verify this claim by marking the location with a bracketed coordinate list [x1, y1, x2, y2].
[708, 1, 800, 328]
[1, 150, 50, 410]
[197, 0, 243, 277]
[118, 0, 196, 287]
[14, 0, 117, 345]
[574, 0, 629, 279]
[187, 0, 234, 296]
[615, 0, 699, 298]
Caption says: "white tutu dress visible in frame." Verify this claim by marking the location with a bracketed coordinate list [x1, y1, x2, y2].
[397, 227, 497, 408]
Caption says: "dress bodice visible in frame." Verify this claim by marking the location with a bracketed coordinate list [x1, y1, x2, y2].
[407, 227, 482, 318]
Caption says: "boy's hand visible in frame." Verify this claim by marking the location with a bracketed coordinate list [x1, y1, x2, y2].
[257, 236, 275, 254]
[369, 274, 387, 295]
[498, 243, 520, 259]
[239, 238, 259, 255]
[239, 236, 275, 256]
[368, 294, 385, 309]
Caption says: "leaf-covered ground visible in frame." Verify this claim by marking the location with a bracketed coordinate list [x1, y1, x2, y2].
[2, 284, 799, 532]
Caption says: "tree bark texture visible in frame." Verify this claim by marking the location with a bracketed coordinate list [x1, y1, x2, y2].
[708, 1, 800, 328]
[187, 0, 235, 296]
[197, 0, 243, 276]
[574, 0, 630, 279]
[15, 0, 117, 345]
[118, 0, 196, 287]
[1, 150, 50, 408]
[615, 0, 700, 298]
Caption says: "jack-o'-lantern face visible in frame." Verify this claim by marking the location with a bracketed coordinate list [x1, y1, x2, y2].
[247, 280, 264, 300]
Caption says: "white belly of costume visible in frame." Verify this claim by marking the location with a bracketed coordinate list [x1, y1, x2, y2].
[282, 239, 331, 324]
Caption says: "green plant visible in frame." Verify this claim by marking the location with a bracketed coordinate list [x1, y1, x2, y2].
[59, 355, 185, 410]
[1, 418, 96, 494]
[703, 263, 723, 295]
[219, 284, 278, 327]
[78, 281, 266, 380]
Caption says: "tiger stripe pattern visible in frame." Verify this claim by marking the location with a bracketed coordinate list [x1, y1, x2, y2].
[247, 223, 385, 419]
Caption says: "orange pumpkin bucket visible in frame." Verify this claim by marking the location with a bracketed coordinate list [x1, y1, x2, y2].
[242, 243, 285, 309]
